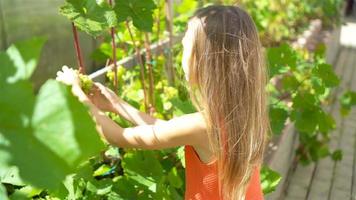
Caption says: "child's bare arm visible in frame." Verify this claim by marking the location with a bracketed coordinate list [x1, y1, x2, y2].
[84, 90, 206, 149]
[91, 83, 166, 126]
[111, 96, 166, 126]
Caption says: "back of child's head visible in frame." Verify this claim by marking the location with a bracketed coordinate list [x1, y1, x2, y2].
[186, 5, 269, 200]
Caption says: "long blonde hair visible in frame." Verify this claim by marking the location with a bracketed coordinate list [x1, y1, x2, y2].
[186, 5, 269, 200]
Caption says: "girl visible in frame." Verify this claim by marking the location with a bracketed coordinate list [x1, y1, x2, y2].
[56, 5, 269, 200]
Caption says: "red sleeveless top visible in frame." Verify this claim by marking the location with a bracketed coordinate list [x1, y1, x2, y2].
[184, 145, 263, 200]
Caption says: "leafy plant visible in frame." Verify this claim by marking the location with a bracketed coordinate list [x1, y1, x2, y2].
[260, 166, 282, 195]
[266, 44, 347, 165]
[0, 38, 104, 197]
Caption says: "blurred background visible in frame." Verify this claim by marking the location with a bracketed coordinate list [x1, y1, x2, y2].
[0, 0, 96, 89]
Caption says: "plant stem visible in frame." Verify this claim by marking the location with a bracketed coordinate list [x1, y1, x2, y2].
[126, 21, 149, 113]
[109, 0, 118, 91]
[144, 32, 155, 115]
[71, 23, 85, 74]
[156, 1, 162, 61]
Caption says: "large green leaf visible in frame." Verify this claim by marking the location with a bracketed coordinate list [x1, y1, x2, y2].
[312, 63, 340, 87]
[115, 0, 157, 32]
[32, 80, 105, 167]
[0, 38, 104, 191]
[122, 150, 164, 192]
[291, 107, 319, 134]
[0, 184, 8, 200]
[60, 0, 117, 37]
[0, 127, 73, 190]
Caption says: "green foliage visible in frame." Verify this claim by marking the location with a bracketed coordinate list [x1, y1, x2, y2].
[240, 0, 343, 44]
[60, 0, 117, 37]
[0, 38, 104, 193]
[312, 63, 340, 87]
[267, 44, 296, 77]
[267, 43, 339, 164]
[260, 166, 282, 195]
[115, 0, 157, 32]
[340, 91, 356, 116]
[0, 184, 8, 200]
[269, 103, 289, 135]
[60, 0, 157, 36]
[331, 149, 343, 161]
[5, 37, 47, 81]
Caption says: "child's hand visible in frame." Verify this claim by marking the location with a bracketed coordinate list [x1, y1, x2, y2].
[87, 83, 119, 113]
[56, 66, 88, 102]
[56, 65, 80, 87]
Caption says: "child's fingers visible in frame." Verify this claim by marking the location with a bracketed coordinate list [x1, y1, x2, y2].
[56, 71, 63, 78]
[62, 65, 69, 71]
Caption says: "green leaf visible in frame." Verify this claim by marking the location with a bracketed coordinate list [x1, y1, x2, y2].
[110, 176, 140, 199]
[314, 44, 326, 59]
[292, 92, 316, 109]
[60, 0, 117, 37]
[311, 76, 325, 95]
[122, 150, 164, 181]
[309, 142, 329, 161]
[269, 104, 289, 135]
[176, 146, 186, 168]
[281, 75, 299, 91]
[312, 63, 340, 87]
[32, 80, 105, 167]
[0, 166, 25, 186]
[0, 38, 104, 191]
[317, 110, 335, 133]
[267, 44, 297, 77]
[9, 185, 42, 199]
[86, 178, 113, 196]
[0, 127, 73, 190]
[168, 167, 183, 188]
[115, 0, 157, 32]
[340, 91, 356, 116]
[260, 166, 282, 195]
[122, 150, 164, 193]
[0, 184, 8, 200]
[331, 149, 343, 161]
[5, 37, 46, 82]
[170, 97, 196, 116]
[292, 107, 319, 134]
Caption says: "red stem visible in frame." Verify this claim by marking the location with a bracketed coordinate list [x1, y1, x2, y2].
[111, 27, 118, 90]
[71, 23, 85, 74]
